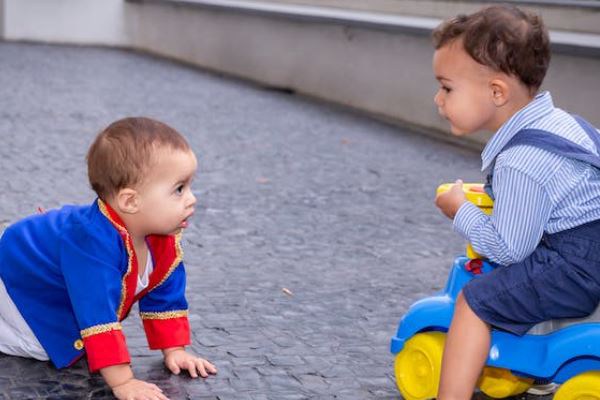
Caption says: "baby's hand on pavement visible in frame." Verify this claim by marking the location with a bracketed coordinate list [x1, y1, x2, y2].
[112, 378, 169, 400]
[435, 179, 467, 219]
[164, 348, 218, 378]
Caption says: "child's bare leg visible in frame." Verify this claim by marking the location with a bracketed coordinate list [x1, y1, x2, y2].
[438, 292, 491, 400]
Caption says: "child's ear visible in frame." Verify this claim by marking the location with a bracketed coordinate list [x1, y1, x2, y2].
[116, 188, 141, 214]
[489, 78, 509, 107]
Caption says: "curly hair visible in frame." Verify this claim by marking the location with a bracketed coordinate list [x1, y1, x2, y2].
[432, 5, 550, 94]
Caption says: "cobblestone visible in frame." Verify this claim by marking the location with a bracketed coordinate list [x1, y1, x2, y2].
[0, 41, 551, 399]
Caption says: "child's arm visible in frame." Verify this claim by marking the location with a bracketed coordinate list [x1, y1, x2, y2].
[58, 226, 173, 398]
[162, 346, 217, 378]
[139, 260, 217, 378]
[451, 167, 552, 265]
[100, 364, 169, 400]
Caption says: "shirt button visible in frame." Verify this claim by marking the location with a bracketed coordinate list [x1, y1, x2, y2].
[73, 339, 84, 350]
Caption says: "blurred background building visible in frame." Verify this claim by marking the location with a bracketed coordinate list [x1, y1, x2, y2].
[1, 0, 598, 147]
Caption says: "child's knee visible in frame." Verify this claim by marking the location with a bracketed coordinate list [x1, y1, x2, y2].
[454, 291, 480, 320]
[455, 291, 469, 311]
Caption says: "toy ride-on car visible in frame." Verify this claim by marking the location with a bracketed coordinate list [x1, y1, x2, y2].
[390, 183, 600, 400]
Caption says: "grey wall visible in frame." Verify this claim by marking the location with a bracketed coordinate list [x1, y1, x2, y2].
[246, 0, 600, 34]
[2, 0, 130, 46]
[127, 0, 600, 146]
[128, 4, 451, 138]
[0, 0, 5, 40]
[2, 0, 599, 147]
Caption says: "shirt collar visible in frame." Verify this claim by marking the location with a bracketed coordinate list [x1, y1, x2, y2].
[480, 91, 555, 171]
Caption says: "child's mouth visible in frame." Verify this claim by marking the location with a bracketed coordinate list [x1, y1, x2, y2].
[180, 213, 194, 229]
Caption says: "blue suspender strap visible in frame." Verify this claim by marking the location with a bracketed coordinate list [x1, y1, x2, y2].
[502, 117, 600, 170]
[573, 114, 600, 152]
[484, 116, 600, 200]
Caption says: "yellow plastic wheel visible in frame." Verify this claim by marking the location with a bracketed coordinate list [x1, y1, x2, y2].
[554, 371, 600, 400]
[394, 332, 446, 400]
[478, 367, 533, 398]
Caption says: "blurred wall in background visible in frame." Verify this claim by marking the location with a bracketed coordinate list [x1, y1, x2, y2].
[240, 0, 600, 34]
[1, 0, 598, 147]
[1, 0, 129, 46]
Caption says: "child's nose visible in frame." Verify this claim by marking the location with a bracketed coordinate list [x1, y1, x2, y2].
[187, 191, 197, 208]
[434, 90, 443, 107]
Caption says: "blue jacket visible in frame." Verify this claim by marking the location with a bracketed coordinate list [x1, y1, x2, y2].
[0, 199, 191, 371]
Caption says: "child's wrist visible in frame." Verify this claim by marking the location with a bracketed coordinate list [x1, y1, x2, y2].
[100, 364, 135, 388]
[162, 346, 185, 356]
[110, 376, 135, 390]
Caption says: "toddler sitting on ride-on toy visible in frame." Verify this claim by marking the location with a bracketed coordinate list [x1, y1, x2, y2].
[402, 4, 600, 399]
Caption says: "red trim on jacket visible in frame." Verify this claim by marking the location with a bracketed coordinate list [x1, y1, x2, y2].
[142, 317, 191, 349]
[99, 201, 184, 316]
[83, 330, 130, 372]
[98, 201, 139, 320]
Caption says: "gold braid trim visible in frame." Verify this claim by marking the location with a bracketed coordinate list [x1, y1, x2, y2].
[97, 199, 134, 319]
[97, 199, 128, 233]
[140, 310, 188, 320]
[80, 322, 122, 338]
[155, 232, 184, 288]
[116, 236, 135, 319]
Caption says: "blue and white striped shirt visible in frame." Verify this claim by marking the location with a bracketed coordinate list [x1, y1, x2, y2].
[454, 91, 600, 266]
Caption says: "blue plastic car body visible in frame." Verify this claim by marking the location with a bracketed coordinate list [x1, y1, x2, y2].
[390, 256, 600, 384]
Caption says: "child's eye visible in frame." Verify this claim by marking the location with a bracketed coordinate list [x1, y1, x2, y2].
[175, 185, 185, 195]
[441, 85, 452, 93]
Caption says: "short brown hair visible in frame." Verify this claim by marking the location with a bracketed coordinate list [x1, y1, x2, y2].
[87, 117, 191, 199]
[432, 5, 550, 93]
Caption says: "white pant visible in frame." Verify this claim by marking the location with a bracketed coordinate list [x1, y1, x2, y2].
[0, 278, 48, 360]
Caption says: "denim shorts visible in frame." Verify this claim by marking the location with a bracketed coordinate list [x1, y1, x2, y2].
[463, 219, 600, 336]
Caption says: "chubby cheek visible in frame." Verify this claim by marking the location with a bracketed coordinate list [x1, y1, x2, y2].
[167, 203, 188, 223]
[151, 212, 181, 234]
[439, 103, 458, 128]
[144, 199, 177, 222]
[448, 113, 474, 136]
[443, 102, 475, 135]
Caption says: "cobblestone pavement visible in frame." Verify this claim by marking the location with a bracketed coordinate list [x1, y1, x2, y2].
[0, 42, 552, 399]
